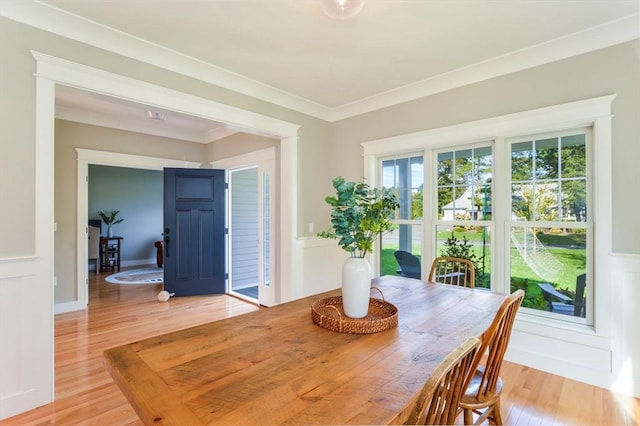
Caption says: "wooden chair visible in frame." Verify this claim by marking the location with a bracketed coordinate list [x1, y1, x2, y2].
[459, 289, 525, 425]
[406, 336, 481, 425]
[428, 256, 475, 288]
[395, 250, 422, 279]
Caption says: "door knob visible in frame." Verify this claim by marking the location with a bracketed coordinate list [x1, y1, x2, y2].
[164, 235, 170, 257]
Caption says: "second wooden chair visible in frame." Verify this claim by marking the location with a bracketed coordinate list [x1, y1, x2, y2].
[458, 289, 525, 425]
[407, 336, 481, 425]
[428, 256, 476, 288]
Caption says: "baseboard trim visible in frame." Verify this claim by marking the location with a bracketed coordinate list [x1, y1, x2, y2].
[54, 300, 84, 315]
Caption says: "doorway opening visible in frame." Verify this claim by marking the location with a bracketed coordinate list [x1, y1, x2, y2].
[228, 163, 275, 305]
[215, 147, 277, 306]
[78, 152, 275, 306]
[32, 51, 299, 415]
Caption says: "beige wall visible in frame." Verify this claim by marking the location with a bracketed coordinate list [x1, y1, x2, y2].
[207, 124, 334, 238]
[331, 41, 640, 254]
[0, 18, 38, 256]
[1, 16, 639, 261]
[205, 132, 279, 160]
[0, 16, 333, 260]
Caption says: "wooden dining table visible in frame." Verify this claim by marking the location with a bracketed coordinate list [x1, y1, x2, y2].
[103, 275, 508, 425]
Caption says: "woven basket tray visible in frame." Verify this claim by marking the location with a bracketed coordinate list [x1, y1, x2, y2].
[311, 295, 398, 334]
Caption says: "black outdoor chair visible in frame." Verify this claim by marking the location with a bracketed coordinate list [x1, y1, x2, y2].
[538, 273, 587, 317]
[394, 250, 422, 279]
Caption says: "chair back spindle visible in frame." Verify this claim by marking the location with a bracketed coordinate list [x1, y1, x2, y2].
[459, 289, 525, 425]
[428, 256, 475, 288]
[408, 336, 481, 425]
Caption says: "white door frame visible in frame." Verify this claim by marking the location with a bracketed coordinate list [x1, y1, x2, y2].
[213, 147, 277, 306]
[30, 51, 300, 312]
[74, 149, 201, 311]
[30, 52, 300, 413]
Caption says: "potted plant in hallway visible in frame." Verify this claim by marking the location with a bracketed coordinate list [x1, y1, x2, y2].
[99, 210, 124, 237]
[318, 176, 398, 318]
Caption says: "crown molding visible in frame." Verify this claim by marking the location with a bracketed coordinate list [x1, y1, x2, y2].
[330, 14, 639, 121]
[1, 1, 330, 119]
[1, 2, 637, 122]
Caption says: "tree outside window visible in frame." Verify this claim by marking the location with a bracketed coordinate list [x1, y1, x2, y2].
[509, 132, 589, 321]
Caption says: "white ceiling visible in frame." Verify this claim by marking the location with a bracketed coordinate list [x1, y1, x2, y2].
[2, 0, 638, 142]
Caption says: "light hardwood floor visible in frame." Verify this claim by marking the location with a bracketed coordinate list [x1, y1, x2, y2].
[2, 268, 638, 425]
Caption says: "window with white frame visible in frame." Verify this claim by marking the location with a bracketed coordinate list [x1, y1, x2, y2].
[508, 130, 590, 324]
[365, 96, 612, 328]
[379, 155, 424, 279]
[435, 145, 493, 288]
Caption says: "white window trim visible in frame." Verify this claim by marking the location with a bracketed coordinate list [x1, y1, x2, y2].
[363, 95, 616, 383]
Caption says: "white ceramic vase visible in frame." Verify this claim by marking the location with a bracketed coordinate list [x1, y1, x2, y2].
[107, 225, 114, 237]
[342, 257, 371, 318]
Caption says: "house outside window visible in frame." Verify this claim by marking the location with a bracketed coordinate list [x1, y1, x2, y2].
[435, 145, 493, 289]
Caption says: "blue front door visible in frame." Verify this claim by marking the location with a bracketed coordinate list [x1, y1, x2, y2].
[163, 168, 226, 296]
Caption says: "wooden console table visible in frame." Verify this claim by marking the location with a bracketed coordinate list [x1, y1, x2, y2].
[100, 236, 123, 272]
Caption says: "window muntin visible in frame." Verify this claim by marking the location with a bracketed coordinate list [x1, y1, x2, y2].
[509, 131, 590, 323]
[437, 146, 492, 221]
[511, 134, 587, 223]
[382, 156, 424, 220]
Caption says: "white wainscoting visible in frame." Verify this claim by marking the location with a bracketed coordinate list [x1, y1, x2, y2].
[609, 252, 640, 397]
[297, 237, 346, 298]
[0, 257, 54, 420]
[507, 252, 640, 398]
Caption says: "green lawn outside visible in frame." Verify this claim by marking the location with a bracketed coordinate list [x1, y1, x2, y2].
[379, 229, 586, 311]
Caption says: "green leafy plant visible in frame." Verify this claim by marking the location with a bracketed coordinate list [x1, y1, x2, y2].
[441, 232, 484, 280]
[98, 210, 124, 225]
[318, 176, 399, 258]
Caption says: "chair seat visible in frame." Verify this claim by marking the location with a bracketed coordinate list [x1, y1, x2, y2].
[538, 280, 587, 317]
[458, 290, 523, 425]
[550, 302, 575, 315]
[459, 366, 503, 408]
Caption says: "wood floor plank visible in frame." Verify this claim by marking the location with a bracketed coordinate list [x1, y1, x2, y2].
[2, 267, 639, 425]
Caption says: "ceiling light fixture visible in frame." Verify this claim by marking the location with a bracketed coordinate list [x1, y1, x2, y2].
[146, 110, 166, 123]
[319, 0, 366, 19]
